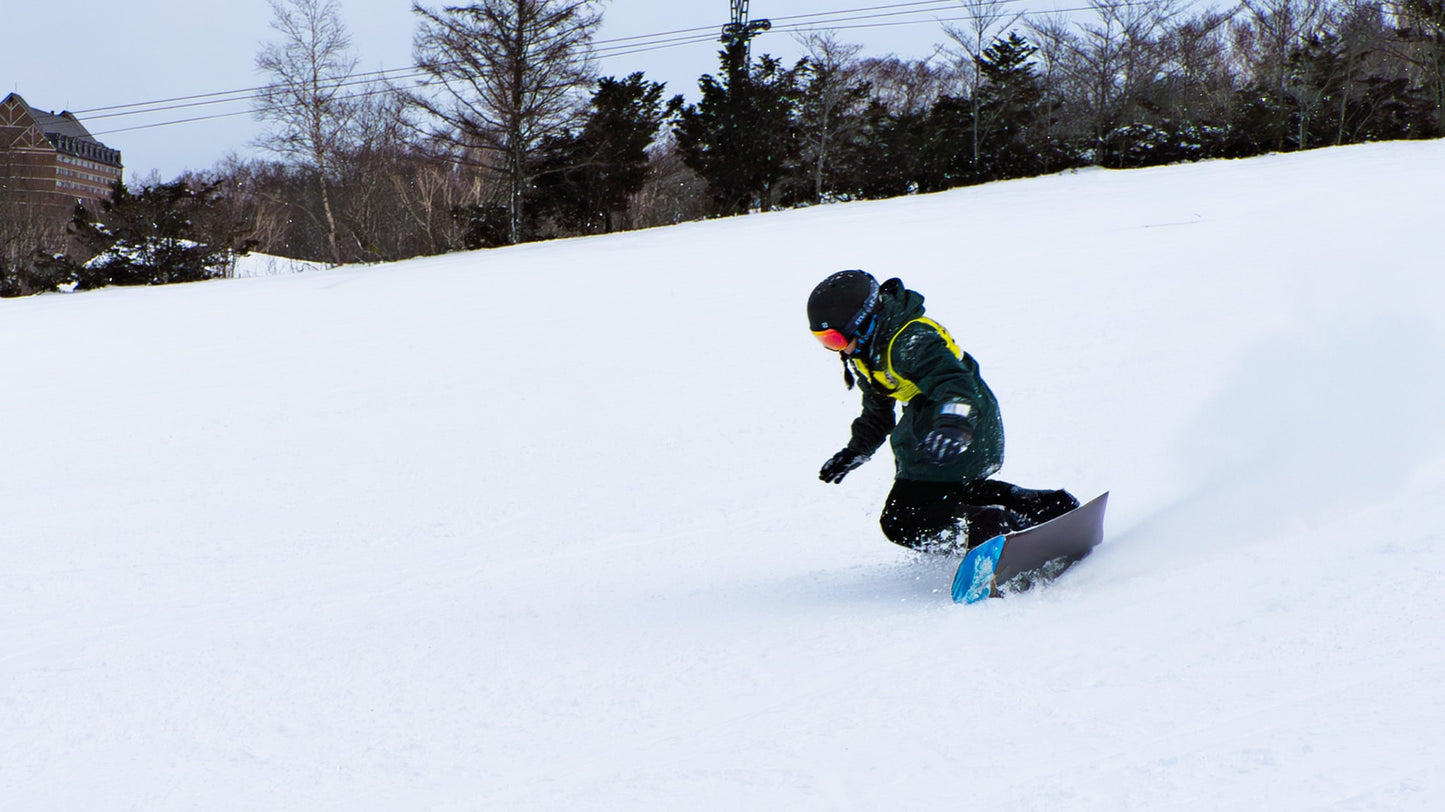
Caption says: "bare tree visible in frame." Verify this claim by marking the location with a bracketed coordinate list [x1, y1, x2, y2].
[1239, 0, 1331, 92]
[1236, 0, 1330, 148]
[211, 156, 290, 261]
[796, 32, 868, 202]
[391, 151, 479, 255]
[333, 90, 416, 261]
[627, 137, 710, 229]
[1027, 14, 1078, 150]
[1386, 0, 1445, 133]
[0, 195, 69, 296]
[1038, 0, 1182, 156]
[856, 56, 959, 116]
[1156, 8, 1242, 132]
[945, 0, 1026, 167]
[408, 0, 603, 245]
[254, 0, 363, 265]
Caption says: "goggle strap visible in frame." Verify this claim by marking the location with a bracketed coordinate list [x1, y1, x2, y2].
[842, 281, 881, 337]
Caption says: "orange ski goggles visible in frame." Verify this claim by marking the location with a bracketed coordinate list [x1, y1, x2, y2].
[812, 328, 853, 352]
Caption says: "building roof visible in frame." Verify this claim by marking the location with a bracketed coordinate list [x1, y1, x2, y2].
[30, 107, 98, 142]
[2, 92, 122, 167]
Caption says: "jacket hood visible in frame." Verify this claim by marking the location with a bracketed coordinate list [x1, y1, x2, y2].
[862, 278, 925, 355]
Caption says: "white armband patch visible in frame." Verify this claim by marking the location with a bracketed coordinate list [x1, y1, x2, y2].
[941, 401, 973, 418]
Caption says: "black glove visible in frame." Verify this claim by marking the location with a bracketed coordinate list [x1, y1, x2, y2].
[919, 413, 974, 465]
[819, 448, 869, 484]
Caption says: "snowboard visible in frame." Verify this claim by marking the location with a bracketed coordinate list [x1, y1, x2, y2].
[951, 492, 1109, 604]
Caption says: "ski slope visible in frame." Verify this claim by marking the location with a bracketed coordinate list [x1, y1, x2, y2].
[4, 141, 1444, 809]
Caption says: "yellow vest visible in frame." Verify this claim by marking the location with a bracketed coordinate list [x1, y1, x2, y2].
[848, 317, 962, 403]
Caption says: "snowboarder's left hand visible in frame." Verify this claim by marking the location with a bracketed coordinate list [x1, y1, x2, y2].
[920, 414, 973, 464]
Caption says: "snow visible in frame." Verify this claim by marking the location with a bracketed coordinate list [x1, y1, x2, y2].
[3, 141, 1444, 809]
[229, 251, 330, 278]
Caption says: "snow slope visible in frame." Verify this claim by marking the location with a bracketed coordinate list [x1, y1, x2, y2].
[229, 252, 329, 278]
[4, 142, 1444, 810]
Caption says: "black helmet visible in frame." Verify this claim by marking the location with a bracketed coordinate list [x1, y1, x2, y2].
[808, 270, 879, 350]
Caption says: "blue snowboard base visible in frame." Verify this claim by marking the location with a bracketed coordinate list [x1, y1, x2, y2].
[952, 535, 1007, 603]
[951, 492, 1109, 604]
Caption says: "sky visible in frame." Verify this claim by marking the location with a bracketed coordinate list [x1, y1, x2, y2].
[2, 0, 998, 180]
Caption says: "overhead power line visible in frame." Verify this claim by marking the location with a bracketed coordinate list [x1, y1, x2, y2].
[78, 2, 985, 118]
[771, 0, 960, 24]
[92, 84, 405, 136]
[85, 0, 1124, 137]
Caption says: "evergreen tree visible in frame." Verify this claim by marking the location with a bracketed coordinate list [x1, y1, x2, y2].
[920, 94, 974, 190]
[530, 73, 667, 234]
[1225, 84, 1297, 155]
[670, 45, 803, 215]
[66, 181, 250, 290]
[847, 35, 1057, 194]
[838, 104, 937, 199]
[973, 33, 1053, 180]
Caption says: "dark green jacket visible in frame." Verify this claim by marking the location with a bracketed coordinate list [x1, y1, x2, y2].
[843, 279, 1004, 482]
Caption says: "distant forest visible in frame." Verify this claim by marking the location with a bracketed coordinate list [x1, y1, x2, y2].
[5, 0, 1443, 296]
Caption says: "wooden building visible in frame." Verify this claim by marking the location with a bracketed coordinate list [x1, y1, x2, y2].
[1, 92, 124, 216]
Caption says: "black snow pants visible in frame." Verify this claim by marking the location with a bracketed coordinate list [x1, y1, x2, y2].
[879, 478, 1079, 553]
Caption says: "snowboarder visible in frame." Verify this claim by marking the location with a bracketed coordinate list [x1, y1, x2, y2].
[808, 270, 1078, 552]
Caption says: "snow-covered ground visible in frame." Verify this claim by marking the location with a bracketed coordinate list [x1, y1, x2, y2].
[4, 141, 1443, 810]
[229, 251, 329, 278]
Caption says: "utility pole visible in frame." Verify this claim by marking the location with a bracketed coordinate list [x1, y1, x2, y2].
[720, 0, 771, 80]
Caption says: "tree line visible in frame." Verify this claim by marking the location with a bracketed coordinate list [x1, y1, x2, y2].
[4, 0, 1443, 297]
